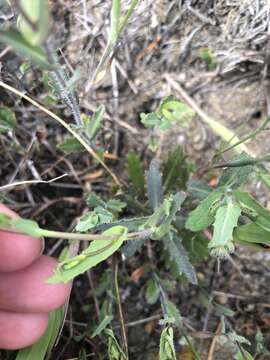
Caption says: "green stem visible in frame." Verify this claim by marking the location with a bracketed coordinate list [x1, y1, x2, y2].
[40, 229, 115, 241]
[39, 228, 152, 242]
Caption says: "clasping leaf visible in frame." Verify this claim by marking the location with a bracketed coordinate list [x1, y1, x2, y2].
[47, 226, 128, 283]
[208, 197, 241, 258]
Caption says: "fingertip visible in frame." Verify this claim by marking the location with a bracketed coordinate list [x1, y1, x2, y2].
[0, 256, 72, 313]
[0, 231, 43, 272]
[0, 203, 43, 272]
[0, 310, 49, 350]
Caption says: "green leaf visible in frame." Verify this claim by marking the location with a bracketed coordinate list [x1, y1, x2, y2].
[164, 299, 182, 328]
[159, 96, 195, 127]
[162, 146, 189, 192]
[159, 327, 177, 360]
[143, 197, 173, 230]
[94, 216, 148, 233]
[127, 151, 145, 197]
[86, 193, 106, 208]
[228, 332, 251, 346]
[258, 171, 270, 191]
[9, 218, 42, 237]
[91, 314, 114, 338]
[93, 270, 111, 297]
[75, 212, 99, 232]
[82, 105, 105, 140]
[107, 199, 126, 214]
[17, 0, 51, 46]
[57, 137, 83, 153]
[235, 350, 254, 360]
[48, 226, 128, 283]
[110, 0, 121, 44]
[155, 192, 186, 239]
[185, 190, 224, 231]
[182, 232, 209, 262]
[16, 309, 64, 360]
[199, 48, 217, 70]
[0, 106, 16, 133]
[234, 191, 270, 232]
[121, 238, 146, 258]
[187, 179, 212, 200]
[140, 112, 160, 128]
[218, 152, 253, 189]
[208, 198, 241, 258]
[105, 329, 127, 360]
[0, 213, 11, 229]
[233, 222, 270, 247]
[163, 234, 198, 285]
[145, 279, 160, 304]
[0, 29, 53, 69]
[75, 208, 113, 232]
[147, 159, 164, 210]
[78, 349, 87, 360]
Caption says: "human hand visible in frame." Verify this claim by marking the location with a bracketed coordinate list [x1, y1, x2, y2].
[0, 203, 71, 350]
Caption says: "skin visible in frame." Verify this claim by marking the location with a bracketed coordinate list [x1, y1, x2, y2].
[0, 203, 72, 350]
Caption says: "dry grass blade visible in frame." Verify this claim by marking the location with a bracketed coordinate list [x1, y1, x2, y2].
[0, 80, 121, 186]
[165, 74, 251, 155]
[0, 174, 68, 191]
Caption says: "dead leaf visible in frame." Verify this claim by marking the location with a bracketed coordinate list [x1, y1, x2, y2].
[130, 266, 145, 283]
[81, 170, 104, 181]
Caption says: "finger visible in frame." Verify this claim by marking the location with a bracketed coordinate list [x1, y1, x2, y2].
[0, 203, 43, 272]
[0, 310, 48, 350]
[0, 255, 71, 313]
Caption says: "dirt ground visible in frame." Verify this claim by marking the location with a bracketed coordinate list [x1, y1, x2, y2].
[1, 0, 270, 359]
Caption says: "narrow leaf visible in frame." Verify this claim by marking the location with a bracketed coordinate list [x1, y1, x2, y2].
[15, 309, 64, 360]
[105, 329, 127, 360]
[83, 105, 105, 140]
[110, 0, 121, 44]
[147, 159, 163, 210]
[121, 238, 146, 258]
[0, 29, 53, 69]
[17, 0, 51, 45]
[163, 234, 198, 285]
[127, 151, 145, 197]
[162, 146, 189, 193]
[91, 315, 113, 338]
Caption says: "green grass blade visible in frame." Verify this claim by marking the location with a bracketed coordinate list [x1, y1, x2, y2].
[110, 0, 121, 44]
[0, 29, 54, 69]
